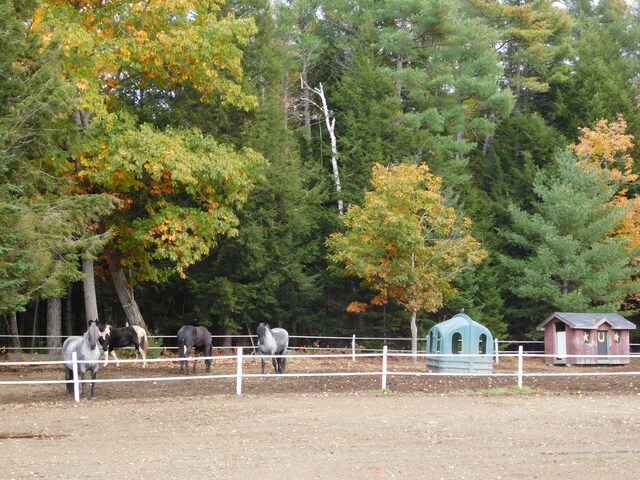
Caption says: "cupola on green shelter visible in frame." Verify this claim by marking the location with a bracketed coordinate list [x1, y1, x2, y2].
[426, 313, 494, 373]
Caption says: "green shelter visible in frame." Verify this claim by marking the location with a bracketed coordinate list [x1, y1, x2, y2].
[426, 313, 494, 373]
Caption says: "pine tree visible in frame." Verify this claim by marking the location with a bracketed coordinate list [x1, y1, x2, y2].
[1, 1, 116, 317]
[550, 0, 640, 139]
[499, 150, 640, 334]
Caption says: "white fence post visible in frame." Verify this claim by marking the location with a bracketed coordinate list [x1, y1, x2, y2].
[381, 345, 388, 390]
[236, 347, 243, 396]
[517, 345, 523, 388]
[352, 334, 356, 362]
[494, 338, 499, 364]
[72, 351, 80, 403]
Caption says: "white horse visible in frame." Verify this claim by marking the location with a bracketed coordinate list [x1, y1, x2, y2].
[257, 322, 289, 374]
[62, 320, 102, 398]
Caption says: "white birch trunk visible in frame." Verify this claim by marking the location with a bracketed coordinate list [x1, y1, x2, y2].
[315, 83, 344, 215]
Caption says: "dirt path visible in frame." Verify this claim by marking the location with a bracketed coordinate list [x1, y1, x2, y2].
[1, 393, 640, 479]
[2, 356, 640, 479]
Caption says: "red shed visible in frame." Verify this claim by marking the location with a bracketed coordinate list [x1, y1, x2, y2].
[536, 312, 636, 366]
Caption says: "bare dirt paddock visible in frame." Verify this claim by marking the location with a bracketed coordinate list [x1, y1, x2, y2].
[1, 354, 640, 479]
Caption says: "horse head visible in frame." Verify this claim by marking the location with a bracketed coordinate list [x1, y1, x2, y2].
[87, 320, 101, 350]
[257, 322, 270, 341]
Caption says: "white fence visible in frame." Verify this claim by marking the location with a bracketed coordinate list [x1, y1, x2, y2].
[2, 347, 640, 403]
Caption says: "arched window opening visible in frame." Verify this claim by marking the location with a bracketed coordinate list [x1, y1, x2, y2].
[478, 334, 487, 354]
[452, 332, 462, 354]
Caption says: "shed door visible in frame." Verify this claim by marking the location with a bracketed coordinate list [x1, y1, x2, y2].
[597, 331, 608, 362]
[555, 331, 566, 360]
[555, 322, 566, 361]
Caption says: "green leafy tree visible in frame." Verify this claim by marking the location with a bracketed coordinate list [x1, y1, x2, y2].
[28, 1, 267, 328]
[500, 150, 640, 335]
[327, 163, 487, 359]
[132, 0, 329, 337]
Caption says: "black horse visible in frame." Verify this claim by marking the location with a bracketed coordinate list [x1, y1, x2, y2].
[177, 325, 212, 374]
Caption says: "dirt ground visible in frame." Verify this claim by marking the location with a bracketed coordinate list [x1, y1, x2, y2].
[1, 353, 640, 479]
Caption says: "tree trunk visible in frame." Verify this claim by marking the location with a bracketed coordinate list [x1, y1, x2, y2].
[410, 309, 418, 364]
[82, 257, 100, 324]
[30, 298, 39, 350]
[316, 82, 344, 215]
[7, 312, 22, 353]
[108, 253, 147, 330]
[47, 297, 62, 353]
[64, 285, 73, 336]
[300, 78, 344, 216]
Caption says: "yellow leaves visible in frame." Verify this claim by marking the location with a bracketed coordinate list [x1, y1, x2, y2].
[327, 162, 486, 315]
[118, 45, 131, 60]
[148, 220, 181, 244]
[570, 116, 637, 184]
[571, 116, 640, 258]
[133, 30, 149, 44]
[76, 78, 89, 92]
[33, 1, 259, 111]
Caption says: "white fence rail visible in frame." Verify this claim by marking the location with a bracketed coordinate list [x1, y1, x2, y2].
[2, 347, 640, 403]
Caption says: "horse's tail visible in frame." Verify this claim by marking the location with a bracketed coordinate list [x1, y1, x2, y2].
[178, 336, 187, 356]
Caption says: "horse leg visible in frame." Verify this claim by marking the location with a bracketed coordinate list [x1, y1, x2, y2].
[279, 356, 286, 374]
[64, 366, 73, 395]
[179, 344, 188, 374]
[79, 371, 87, 399]
[90, 369, 97, 398]
[261, 356, 266, 374]
[111, 350, 120, 366]
[272, 356, 278, 374]
[191, 358, 197, 374]
[139, 346, 147, 368]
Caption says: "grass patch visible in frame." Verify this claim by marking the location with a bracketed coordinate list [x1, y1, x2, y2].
[369, 388, 394, 395]
[465, 385, 534, 396]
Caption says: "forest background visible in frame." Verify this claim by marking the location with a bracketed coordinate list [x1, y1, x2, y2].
[2, 0, 640, 352]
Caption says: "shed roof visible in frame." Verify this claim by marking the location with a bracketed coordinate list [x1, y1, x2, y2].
[536, 312, 636, 331]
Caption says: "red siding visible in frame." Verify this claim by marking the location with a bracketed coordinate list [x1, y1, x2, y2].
[542, 320, 631, 366]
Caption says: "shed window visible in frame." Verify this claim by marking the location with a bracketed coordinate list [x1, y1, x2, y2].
[435, 333, 441, 354]
[478, 334, 487, 354]
[452, 332, 462, 354]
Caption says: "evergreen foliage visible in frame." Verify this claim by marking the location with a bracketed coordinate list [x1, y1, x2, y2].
[500, 151, 640, 334]
[3, 0, 640, 343]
